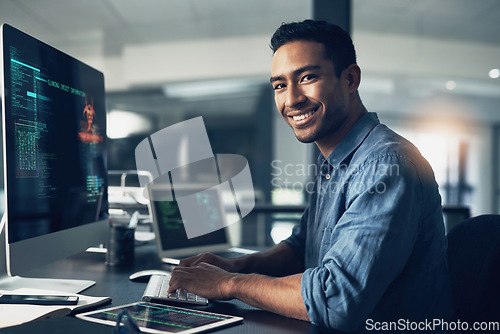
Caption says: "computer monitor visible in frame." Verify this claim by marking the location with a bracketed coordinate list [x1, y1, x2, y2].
[0, 24, 109, 293]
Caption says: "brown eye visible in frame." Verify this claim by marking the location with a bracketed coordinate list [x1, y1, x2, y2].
[302, 74, 316, 82]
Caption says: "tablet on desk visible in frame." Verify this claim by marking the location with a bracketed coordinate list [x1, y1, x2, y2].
[76, 302, 243, 333]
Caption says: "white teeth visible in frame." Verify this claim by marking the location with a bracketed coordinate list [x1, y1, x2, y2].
[293, 110, 315, 121]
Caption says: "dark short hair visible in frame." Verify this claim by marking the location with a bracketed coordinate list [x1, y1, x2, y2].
[270, 20, 356, 77]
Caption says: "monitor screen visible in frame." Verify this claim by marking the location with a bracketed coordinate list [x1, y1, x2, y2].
[1, 24, 108, 280]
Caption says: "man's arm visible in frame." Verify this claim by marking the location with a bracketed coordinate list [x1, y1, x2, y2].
[236, 241, 305, 275]
[167, 262, 309, 321]
[230, 271, 308, 320]
[168, 242, 308, 321]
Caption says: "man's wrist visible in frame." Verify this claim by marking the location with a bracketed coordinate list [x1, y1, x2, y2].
[225, 272, 243, 299]
[231, 255, 252, 273]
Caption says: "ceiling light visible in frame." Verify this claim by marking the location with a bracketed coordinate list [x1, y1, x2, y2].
[445, 81, 456, 90]
[489, 69, 500, 79]
[163, 78, 263, 99]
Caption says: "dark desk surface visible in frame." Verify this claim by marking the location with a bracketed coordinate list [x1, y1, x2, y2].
[0, 243, 319, 334]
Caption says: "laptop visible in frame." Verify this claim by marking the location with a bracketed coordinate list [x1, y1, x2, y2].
[149, 185, 255, 264]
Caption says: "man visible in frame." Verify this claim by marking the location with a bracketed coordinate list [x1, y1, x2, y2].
[168, 20, 453, 332]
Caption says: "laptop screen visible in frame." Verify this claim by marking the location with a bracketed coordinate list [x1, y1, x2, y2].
[150, 187, 232, 260]
[153, 199, 228, 250]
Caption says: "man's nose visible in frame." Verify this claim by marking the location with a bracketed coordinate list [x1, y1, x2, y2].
[285, 85, 306, 108]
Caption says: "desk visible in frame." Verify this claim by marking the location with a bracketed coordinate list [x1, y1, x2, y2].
[0, 243, 318, 334]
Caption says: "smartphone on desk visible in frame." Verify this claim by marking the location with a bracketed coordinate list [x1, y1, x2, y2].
[0, 293, 79, 305]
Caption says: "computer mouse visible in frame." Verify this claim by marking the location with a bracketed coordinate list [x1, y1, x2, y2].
[129, 270, 171, 282]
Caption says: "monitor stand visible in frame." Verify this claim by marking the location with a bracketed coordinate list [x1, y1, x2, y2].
[0, 214, 95, 293]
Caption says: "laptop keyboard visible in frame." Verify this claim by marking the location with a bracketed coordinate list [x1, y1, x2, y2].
[142, 274, 208, 306]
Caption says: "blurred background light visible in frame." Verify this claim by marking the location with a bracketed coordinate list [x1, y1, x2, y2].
[107, 110, 153, 139]
[488, 68, 499, 79]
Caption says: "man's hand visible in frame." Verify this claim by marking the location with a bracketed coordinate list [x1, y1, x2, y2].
[168, 262, 236, 300]
[177, 252, 238, 273]
[166, 244, 309, 322]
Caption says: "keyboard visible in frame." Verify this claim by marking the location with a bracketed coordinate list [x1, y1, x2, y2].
[142, 274, 208, 306]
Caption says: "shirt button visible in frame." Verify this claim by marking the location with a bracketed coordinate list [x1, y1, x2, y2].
[325, 174, 331, 180]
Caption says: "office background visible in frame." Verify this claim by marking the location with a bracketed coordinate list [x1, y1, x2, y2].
[1, 0, 499, 246]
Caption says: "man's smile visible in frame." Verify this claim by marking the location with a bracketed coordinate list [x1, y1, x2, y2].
[287, 108, 318, 127]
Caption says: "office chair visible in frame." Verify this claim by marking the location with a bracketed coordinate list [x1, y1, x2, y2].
[447, 214, 500, 322]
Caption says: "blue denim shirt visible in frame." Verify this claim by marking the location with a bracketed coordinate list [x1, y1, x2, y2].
[286, 113, 453, 332]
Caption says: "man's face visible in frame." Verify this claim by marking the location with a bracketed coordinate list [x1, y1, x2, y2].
[271, 40, 349, 144]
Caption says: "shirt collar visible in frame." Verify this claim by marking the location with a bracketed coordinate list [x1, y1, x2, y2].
[317, 112, 380, 168]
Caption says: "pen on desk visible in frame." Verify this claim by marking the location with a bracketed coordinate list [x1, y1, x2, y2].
[129, 211, 139, 229]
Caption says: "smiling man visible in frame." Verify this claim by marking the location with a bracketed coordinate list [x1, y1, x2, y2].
[168, 20, 453, 333]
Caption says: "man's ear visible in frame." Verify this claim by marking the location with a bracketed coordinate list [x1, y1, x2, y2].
[343, 64, 361, 93]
